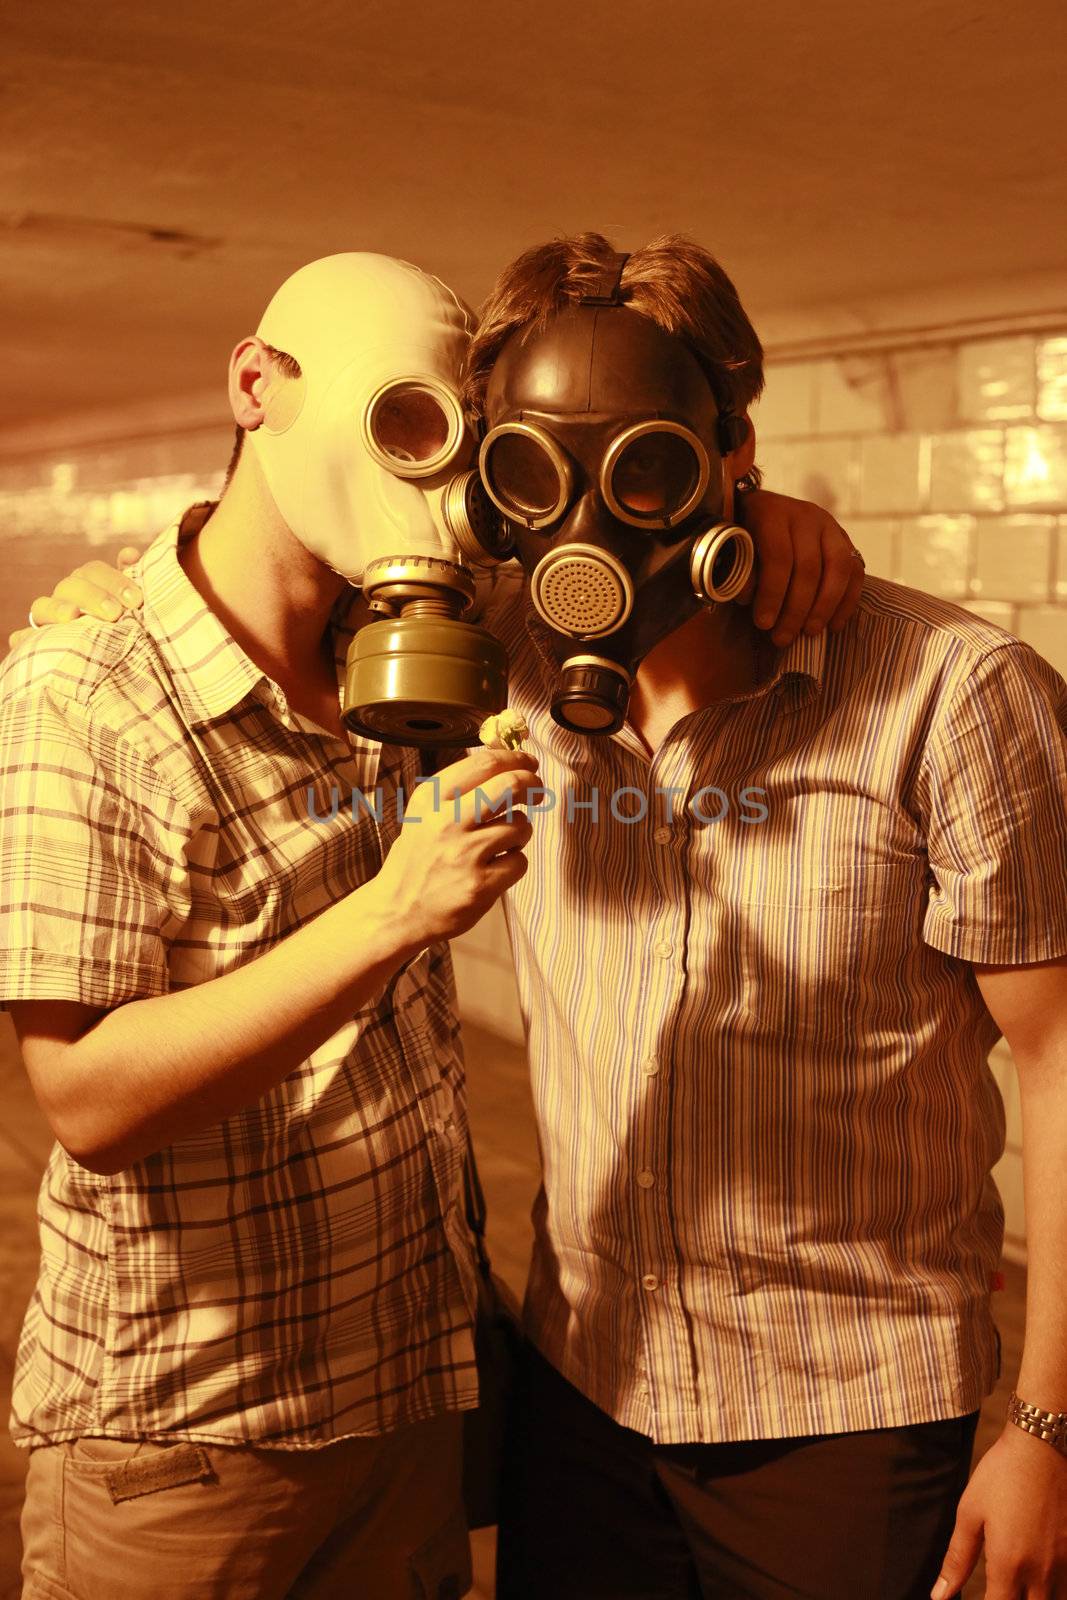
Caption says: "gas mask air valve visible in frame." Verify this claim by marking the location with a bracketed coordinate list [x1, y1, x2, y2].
[553, 654, 633, 735]
[690, 522, 754, 605]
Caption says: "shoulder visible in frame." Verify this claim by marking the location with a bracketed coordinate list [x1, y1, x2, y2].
[1, 613, 145, 713]
[852, 576, 1065, 706]
[0, 613, 188, 791]
[857, 576, 1017, 659]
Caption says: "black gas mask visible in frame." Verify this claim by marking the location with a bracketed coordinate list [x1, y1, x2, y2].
[478, 254, 754, 735]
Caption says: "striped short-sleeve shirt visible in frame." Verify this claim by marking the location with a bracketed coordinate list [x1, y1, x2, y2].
[0, 510, 479, 1451]
[484, 571, 1067, 1444]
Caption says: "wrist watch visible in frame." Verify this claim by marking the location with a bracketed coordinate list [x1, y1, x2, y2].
[1007, 1391, 1067, 1457]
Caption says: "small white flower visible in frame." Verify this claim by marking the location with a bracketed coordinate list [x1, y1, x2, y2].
[479, 709, 529, 751]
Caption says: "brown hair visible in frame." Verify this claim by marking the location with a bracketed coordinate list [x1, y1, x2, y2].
[463, 232, 765, 436]
[223, 342, 303, 490]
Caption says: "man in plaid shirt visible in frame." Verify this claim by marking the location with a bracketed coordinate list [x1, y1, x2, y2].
[0, 255, 541, 1600]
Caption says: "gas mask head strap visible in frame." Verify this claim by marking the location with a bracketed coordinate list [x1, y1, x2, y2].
[577, 252, 631, 307]
[578, 252, 747, 459]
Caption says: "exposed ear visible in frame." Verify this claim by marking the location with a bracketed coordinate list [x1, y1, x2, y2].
[227, 337, 273, 431]
[724, 413, 756, 481]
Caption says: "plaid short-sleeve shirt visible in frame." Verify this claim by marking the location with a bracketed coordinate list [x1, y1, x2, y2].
[0, 508, 479, 1451]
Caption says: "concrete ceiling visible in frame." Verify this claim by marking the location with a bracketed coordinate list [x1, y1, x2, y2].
[4, 0, 1067, 432]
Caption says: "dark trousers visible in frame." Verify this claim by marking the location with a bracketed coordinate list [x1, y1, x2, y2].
[496, 1344, 980, 1600]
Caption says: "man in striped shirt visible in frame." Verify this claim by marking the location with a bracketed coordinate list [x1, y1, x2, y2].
[2, 250, 863, 1598]
[460, 236, 1067, 1600]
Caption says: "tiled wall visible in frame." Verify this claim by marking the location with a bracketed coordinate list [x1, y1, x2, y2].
[4, 328, 1061, 1262]
[0, 427, 230, 646]
[752, 332, 1067, 681]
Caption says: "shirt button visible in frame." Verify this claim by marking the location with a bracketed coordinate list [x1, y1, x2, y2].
[643, 1055, 660, 1076]
[652, 826, 672, 845]
[654, 940, 674, 960]
[636, 1169, 656, 1189]
[642, 1274, 660, 1292]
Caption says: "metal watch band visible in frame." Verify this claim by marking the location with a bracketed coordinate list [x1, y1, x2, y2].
[1007, 1390, 1067, 1456]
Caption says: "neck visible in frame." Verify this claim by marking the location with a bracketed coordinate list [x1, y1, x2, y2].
[179, 452, 350, 691]
[627, 604, 773, 752]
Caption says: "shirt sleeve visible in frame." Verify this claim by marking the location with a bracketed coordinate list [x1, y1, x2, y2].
[0, 683, 189, 1008]
[917, 640, 1067, 965]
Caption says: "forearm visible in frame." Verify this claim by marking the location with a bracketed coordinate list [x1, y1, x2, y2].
[56, 878, 420, 1173]
[1013, 1045, 1067, 1411]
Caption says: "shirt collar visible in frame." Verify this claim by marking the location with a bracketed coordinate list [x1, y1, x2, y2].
[138, 504, 280, 729]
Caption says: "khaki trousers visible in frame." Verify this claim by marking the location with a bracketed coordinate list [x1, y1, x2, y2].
[20, 1412, 471, 1600]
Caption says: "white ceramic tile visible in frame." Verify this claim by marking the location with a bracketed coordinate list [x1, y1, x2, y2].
[756, 439, 856, 515]
[844, 517, 897, 580]
[788, 437, 857, 516]
[813, 354, 891, 435]
[1015, 604, 1067, 678]
[1037, 335, 1067, 422]
[957, 336, 1036, 423]
[1004, 424, 1067, 508]
[751, 439, 798, 498]
[961, 599, 1017, 634]
[450, 943, 525, 1043]
[752, 362, 817, 439]
[992, 1148, 1027, 1248]
[930, 429, 1004, 512]
[857, 433, 930, 514]
[972, 515, 1054, 601]
[896, 515, 974, 598]
[890, 345, 958, 433]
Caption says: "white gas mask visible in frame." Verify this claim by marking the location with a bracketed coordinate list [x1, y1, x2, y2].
[247, 253, 511, 745]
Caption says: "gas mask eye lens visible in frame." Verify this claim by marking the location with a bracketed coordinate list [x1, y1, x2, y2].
[611, 431, 700, 516]
[604, 428, 703, 521]
[480, 421, 573, 530]
[374, 388, 450, 463]
[602, 421, 711, 529]
[363, 377, 465, 478]
[486, 433, 559, 515]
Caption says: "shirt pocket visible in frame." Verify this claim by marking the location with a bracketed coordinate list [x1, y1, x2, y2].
[733, 860, 925, 1033]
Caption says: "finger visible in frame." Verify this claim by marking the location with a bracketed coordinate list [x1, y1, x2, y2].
[458, 769, 542, 827]
[433, 747, 538, 805]
[116, 546, 142, 569]
[734, 569, 758, 608]
[749, 529, 794, 632]
[27, 595, 79, 628]
[929, 1515, 984, 1599]
[76, 558, 143, 608]
[481, 848, 530, 891]
[799, 523, 853, 636]
[475, 811, 534, 857]
[769, 542, 822, 646]
[7, 628, 33, 651]
[826, 558, 866, 632]
[55, 563, 139, 611]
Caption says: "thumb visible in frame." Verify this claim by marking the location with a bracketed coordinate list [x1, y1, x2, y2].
[929, 1514, 983, 1599]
